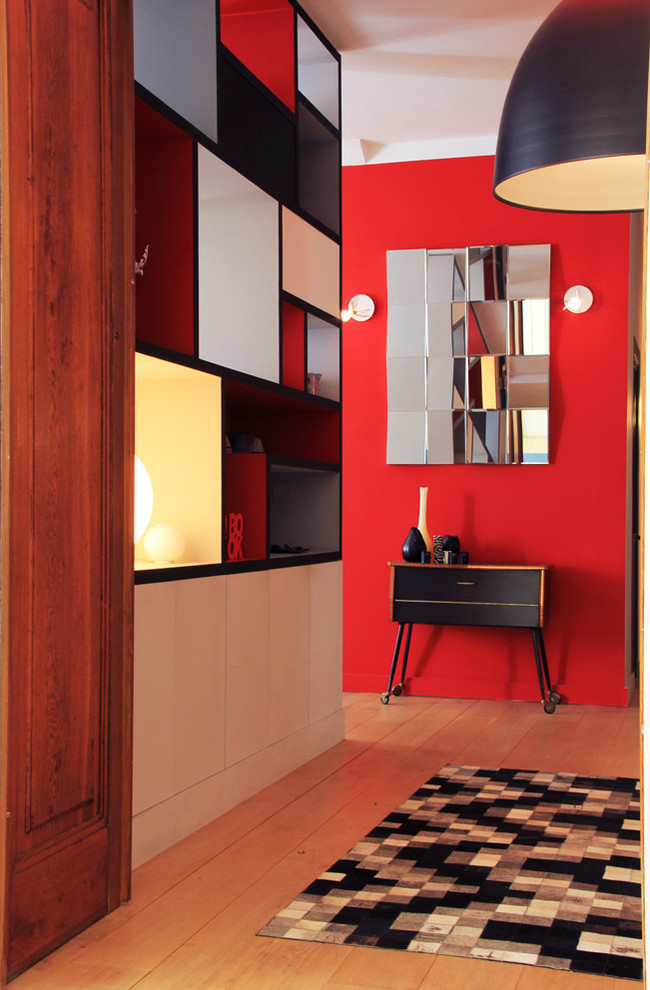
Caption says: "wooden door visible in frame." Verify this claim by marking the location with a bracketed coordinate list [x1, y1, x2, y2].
[0, 0, 134, 981]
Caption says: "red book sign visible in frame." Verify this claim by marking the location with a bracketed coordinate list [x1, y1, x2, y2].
[226, 512, 244, 560]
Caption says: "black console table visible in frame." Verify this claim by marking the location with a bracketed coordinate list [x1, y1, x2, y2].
[384, 563, 559, 713]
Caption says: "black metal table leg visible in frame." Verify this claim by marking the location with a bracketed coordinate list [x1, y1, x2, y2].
[537, 628, 561, 708]
[381, 623, 405, 704]
[391, 623, 413, 699]
[532, 627, 559, 713]
[381, 623, 414, 704]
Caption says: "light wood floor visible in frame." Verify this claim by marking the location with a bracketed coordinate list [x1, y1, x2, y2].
[11, 693, 642, 990]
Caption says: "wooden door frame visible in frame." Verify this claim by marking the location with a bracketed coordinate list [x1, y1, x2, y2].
[101, 0, 136, 914]
[1, 4, 13, 979]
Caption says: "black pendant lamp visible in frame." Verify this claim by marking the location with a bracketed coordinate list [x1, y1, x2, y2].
[493, 0, 649, 212]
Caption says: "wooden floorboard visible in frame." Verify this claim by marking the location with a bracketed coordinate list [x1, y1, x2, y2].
[10, 693, 642, 990]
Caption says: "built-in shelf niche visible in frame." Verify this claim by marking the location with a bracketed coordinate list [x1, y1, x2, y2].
[307, 314, 340, 402]
[282, 207, 340, 319]
[297, 13, 339, 129]
[198, 145, 280, 382]
[281, 301, 307, 391]
[220, 0, 295, 111]
[224, 378, 340, 464]
[298, 101, 340, 235]
[135, 353, 222, 569]
[269, 458, 340, 557]
[135, 98, 195, 356]
[133, 0, 218, 142]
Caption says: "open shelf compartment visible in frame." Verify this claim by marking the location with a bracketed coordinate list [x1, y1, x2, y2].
[269, 457, 340, 558]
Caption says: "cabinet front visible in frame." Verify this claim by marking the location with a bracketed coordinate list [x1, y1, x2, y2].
[391, 566, 544, 627]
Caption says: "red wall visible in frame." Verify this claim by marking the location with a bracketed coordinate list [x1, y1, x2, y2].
[342, 156, 632, 707]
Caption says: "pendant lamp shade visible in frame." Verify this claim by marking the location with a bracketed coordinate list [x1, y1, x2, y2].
[493, 0, 649, 212]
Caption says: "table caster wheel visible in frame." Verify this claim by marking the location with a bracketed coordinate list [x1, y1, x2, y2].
[392, 683, 403, 697]
[549, 691, 561, 705]
[380, 692, 390, 705]
[543, 699, 556, 714]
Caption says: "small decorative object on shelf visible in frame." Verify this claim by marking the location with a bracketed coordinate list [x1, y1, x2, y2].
[442, 535, 460, 565]
[433, 535, 444, 564]
[226, 512, 244, 561]
[226, 432, 264, 453]
[417, 487, 433, 552]
[402, 526, 426, 562]
[307, 372, 321, 395]
[135, 243, 149, 277]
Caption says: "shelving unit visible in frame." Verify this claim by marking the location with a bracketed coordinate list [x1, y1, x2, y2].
[133, 0, 341, 582]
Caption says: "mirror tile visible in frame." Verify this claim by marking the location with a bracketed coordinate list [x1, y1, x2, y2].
[387, 411, 426, 464]
[468, 245, 507, 301]
[510, 410, 549, 464]
[509, 299, 550, 355]
[507, 244, 551, 299]
[426, 411, 465, 464]
[467, 410, 508, 464]
[507, 355, 550, 409]
[386, 357, 426, 411]
[426, 357, 454, 410]
[387, 249, 427, 305]
[467, 301, 508, 355]
[386, 304, 427, 357]
[427, 249, 466, 302]
[468, 355, 507, 410]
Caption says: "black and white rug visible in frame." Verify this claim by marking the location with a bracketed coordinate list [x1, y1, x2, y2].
[259, 765, 642, 981]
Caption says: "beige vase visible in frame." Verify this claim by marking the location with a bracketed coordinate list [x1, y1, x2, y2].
[417, 486, 433, 552]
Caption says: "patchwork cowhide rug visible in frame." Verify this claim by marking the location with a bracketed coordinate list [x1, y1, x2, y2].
[259, 765, 642, 981]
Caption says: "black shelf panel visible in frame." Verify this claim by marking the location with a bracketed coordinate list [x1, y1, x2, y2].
[136, 339, 340, 410]
[135, 550, 341, 585]
[268, 455, 339, 472]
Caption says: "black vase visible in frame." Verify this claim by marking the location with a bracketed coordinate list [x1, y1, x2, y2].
[443, 534, 460, 554]
[402, 527, 426, 562]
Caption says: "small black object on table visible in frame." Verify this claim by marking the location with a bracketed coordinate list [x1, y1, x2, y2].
[383, 562, 560, 714]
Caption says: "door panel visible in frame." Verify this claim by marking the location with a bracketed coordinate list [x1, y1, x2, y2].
[1, 0, 134, 980]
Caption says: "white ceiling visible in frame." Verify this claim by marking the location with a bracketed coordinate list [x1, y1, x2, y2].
[299, 0, 560, 165]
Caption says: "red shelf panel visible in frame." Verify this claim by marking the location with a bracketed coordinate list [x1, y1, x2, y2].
[135, 98, 195, 356]
[224, 453, 267, 561]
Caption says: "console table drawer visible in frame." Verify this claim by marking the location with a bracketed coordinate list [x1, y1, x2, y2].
[390, 565, 546, 628]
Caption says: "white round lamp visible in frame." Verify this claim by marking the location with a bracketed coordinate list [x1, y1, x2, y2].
[144, 523, 186, 564]
[134, 455, 153, 543]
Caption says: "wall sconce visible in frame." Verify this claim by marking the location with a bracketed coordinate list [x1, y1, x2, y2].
[563, 285, 593, 314]
[341, 294, 375, 322]
[134, 454, 153, 543]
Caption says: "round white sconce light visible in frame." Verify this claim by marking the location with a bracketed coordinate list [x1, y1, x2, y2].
[134, 455, 154, 543]
[563, 285, 593, 314]
[144, 523, 186, 564]
[341, 294, 375, 322]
